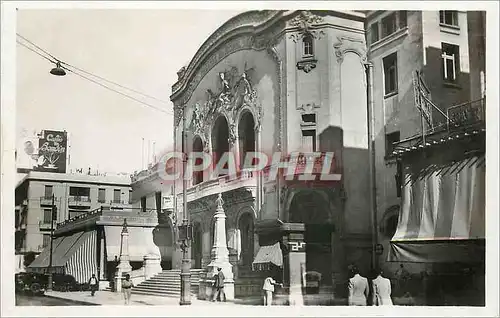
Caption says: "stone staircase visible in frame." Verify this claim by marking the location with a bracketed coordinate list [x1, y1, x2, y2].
[131, 269, 204, 297]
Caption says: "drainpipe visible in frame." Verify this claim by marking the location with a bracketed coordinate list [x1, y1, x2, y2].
[365, 63, 379, 272]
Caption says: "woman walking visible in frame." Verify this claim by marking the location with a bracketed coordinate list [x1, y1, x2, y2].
[122, 274, 134, 305]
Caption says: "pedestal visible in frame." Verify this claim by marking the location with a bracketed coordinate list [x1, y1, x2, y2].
[114, 271, 123, 293]
[144, 254, 162, 279]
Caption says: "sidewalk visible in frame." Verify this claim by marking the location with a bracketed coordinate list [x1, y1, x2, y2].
[44, 291, 247, 306]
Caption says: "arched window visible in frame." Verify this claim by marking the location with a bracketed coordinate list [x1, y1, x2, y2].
[192, 136, 204, 185]
[303, 34, 314, 56]
[238, 112, 256, 170]
[211, 116, 230, 176]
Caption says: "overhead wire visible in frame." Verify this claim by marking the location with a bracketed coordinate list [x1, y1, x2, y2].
[16, 33, 174, 116]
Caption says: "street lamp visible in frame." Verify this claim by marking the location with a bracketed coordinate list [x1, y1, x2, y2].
[46, 194, 57, 291]
[50, 62, 66, 76]
[178, 106, 192, 306]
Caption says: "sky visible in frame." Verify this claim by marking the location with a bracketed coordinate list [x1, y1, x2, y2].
[16, 9, 243, 174]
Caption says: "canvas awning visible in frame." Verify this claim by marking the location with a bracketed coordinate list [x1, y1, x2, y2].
[389, 156, 485, 263]
[252, 243, 283, 271]
[28, 230, 97, 283]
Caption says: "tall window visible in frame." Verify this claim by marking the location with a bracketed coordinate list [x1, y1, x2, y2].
[383, 53, 398, 95]
[381, 13, 397, 38]
[141, 196, 147, 212]
[370, 22, 379, 43]
[399, 11, 408, 28]
[129, 190, 133, 203]
[440, 11, 458, 26]
[385, 131, 400, 156]
[44, 185, 53, 198]
[155, 192, 162, 214]
[113, 189, 121, 203]
[98, 188, 106, 203]
[301, 114, 317, 152]
[43, 209, 52, 223]
[42, 234, 51, 248]
[303, 34, 314, 56]
[442, 43, 460, 82]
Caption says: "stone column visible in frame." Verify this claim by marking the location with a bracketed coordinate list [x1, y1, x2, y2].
[207, 193, 235, 300]
[115, 219, 132, 293]
[285, 232, 306, 306]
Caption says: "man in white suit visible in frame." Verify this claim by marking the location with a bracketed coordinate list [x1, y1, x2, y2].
[348, 265, 369, 306]
[372, 269, 394, 306]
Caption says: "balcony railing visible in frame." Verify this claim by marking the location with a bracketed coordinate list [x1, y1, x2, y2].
[446, 98, 485, 131]
[40, 196, 58, 205]
[68, 195, 91, 205]
[38, 220, 56, 230]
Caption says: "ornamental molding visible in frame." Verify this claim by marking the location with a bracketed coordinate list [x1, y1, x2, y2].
[333, 36, 367, 64]
[172, 10, 284, 99]
[296, 58, 318, 73]
[296, 102, 320, 113]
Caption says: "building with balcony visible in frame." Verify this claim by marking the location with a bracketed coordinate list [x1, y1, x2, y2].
[366, 10, 486, 305]
[15, 171, 132, 272]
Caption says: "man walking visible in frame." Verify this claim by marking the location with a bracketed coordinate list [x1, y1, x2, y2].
[88, 273, 99, 297]
[211, 268, 226, 302]
[262, 276, 282, 306]
[372, 269, 393, 306]
[122, 274, 134, 305]
[347, 265, 369, 306]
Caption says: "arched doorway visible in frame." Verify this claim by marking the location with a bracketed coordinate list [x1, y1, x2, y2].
[238, 213, 254, 268]
[238, 112, 256, 169]
[192, 136, 204, 185]
[211, 116, 230, 176]
[289, 190, 333, 286]
[191, 222, 203, 269]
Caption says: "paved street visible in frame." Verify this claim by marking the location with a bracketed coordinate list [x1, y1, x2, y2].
[16, 293, 93, 306]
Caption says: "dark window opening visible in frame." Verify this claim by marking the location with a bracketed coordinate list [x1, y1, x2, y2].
[192, 137, 204, 185]
[98, 188, 106, 203]
[44, 185, 53, 198]
[155, 191, 162, 214]
[371, 22, 379, 43]
[69, 187, 90, 197]
[141, 196, 147, 212]
[303, 34, 314, 56]
[43, 209, 52, 223]
[113, 189, 121, 203]
[440, 10, 458, 26]
[42, 234, 51, 248]
[383, 53, 398, 95]
[442, 43, 460, 82]
[385, 131, 400, 156]
[399, 11, 408, 28]
[381, 13, 397, 38]
[302, 130, 317, 152]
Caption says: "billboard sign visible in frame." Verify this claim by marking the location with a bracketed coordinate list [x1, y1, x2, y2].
[35, 130, 67, 173]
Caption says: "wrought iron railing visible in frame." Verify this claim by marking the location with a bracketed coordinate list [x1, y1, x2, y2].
[446, 98, 485, 131]
[68, 195, 91, 203]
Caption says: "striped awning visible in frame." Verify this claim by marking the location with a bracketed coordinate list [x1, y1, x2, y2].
[28, 230, 97, 283]
[388, 156, 485, 263]
[252, 243, 283, 271]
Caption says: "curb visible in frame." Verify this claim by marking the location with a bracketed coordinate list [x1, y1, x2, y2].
[44, 293, 101, 306]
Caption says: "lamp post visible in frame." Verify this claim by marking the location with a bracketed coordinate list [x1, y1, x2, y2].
[178, 106, 192, 305]
[47, 194, 56, 291]
[365, 62, 379, 271]
[46, 62, 65, 291]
